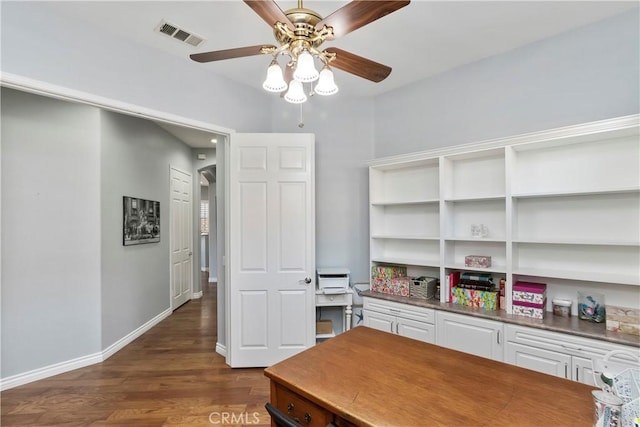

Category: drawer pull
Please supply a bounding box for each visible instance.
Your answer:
[304,413,312,424]
[287,402,294,414]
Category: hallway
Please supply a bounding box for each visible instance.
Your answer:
[1,277,271,426]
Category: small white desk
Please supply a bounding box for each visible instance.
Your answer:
[315,289,353,339]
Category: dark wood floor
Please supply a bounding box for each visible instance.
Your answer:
[1,274,271,426]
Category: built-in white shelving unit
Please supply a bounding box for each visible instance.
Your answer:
[368,115,640,314]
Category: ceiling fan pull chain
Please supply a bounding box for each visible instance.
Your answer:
[298,103,304,128]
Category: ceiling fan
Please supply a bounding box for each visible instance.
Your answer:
[190,0,410,103]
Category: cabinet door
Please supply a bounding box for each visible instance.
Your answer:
[436,312,503,361]
[505,342,571,379]
[573,355,596,386]
[363,310,394,334]
[397,317,435,344]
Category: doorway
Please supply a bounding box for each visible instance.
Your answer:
[199,166,217,283]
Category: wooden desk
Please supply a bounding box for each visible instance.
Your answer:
[264,326,595,426]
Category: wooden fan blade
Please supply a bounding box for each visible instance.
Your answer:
[315,1,410,39]
[244,0,295,31]
[190,45,276,63]
[327,48,392,83]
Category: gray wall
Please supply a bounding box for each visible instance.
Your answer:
[0,1,272,134]
[0,88,199,376]
[100,110,192,349]
[374,9,640,157]
[1,89,102,377]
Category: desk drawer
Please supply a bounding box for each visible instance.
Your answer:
[316,293,352,306]
[273,383,333,427]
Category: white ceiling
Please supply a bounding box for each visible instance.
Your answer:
[40,0,638,146]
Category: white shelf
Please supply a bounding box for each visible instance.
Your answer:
[372,234,439,241]
[513,238,640,247]
[445,263,507,274]
[443,195,506,202]
[316,331,336,339]
[372,257,440,268]
[513,267,639,286]
[371,198,440,206]
[445,237,507,243]
[512,187,640,199]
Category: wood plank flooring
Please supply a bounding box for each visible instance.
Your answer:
[1,275,271,426]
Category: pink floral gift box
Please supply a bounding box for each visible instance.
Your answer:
[371,277,411,297]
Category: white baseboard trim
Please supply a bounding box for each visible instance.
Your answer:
[0,351,102,391]
[192,291,203,299]
[209,277,218,283]
[102,308,172,360]
[0,307,172,391]
[215,342,227,357]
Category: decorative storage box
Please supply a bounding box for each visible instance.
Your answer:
[371,277,411,296]
[371,265,406,280]
[464,255,492,269]
[512,302,546,320]
[451,287,498,311]
[606,305,640,336]
[513,281,547,305]
[371,265,410,296]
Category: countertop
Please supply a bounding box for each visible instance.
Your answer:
[361,290,640,348]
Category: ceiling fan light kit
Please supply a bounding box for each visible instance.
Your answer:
[262,59,288,92]
[284,80,308,104]
[191,0,410,107]
[314,66,339,96]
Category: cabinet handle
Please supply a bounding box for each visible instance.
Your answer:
[497,330,501,344]
[304,413,312,424]
[396,321,399,334]
[390,321,395,334]
[287,402,295,414]
[564,363,568,379]
[576,366,579,382]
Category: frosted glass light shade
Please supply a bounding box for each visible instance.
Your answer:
[284,80,307,104]
[314,67,338,96]
[262,61,287,92]
[293,51,319,82]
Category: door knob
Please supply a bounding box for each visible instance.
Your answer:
[304,277,312,284]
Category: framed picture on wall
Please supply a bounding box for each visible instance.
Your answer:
[123,196,160,246]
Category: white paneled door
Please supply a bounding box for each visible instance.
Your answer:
[228,133,315,367]
[170,166,193,310]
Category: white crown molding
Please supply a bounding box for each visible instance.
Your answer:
[368,114,640,167]
[1,308,172,391]
[0,72,236,136]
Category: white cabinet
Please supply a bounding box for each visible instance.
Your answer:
[435,311,503,361]
[504,325,639,385]
[368,115,640,315]
[363,297,435,344]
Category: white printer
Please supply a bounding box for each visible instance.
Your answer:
[317,268,350,294]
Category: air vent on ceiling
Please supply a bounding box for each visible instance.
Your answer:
[155,20,205,48]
